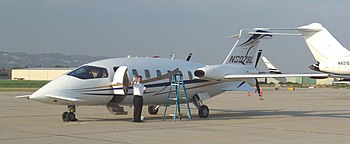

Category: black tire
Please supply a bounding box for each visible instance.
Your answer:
[62,112,69,122]
[67,112,77,121]
[198,105,209,118]
[148,106,159,115]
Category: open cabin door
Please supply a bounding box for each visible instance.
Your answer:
[111,66,129,95]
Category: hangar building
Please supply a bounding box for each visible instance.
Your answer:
[11,68,73,81]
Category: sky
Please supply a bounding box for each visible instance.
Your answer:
[1,0,350,72]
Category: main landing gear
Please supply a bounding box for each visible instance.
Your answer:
[62,105,78,122]
[192,95,209,118]
[148,105,160,115]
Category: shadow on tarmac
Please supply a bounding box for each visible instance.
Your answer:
[75,108,350,122]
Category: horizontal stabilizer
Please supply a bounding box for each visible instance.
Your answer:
[254,28,321,32]
[249,32,302,36]
[256,23,350,63]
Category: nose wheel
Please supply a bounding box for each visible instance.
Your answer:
[62,105,78,122]
[198,105,209,118]
[192,95,210,118]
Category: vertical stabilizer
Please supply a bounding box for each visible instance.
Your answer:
[297,23,350,63]
[262,56,282,74]
[262,56,287,83]
[223,30,272,66]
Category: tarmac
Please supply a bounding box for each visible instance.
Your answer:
[1,88,350,144]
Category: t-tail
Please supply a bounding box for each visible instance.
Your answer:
[223,29,272,66]
[256,23,350,63]
[297,23,350,63]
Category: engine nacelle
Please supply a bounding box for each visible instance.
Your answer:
[309,64,320,72]
[194,64,259,80]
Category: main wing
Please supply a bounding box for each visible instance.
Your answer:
[224,73,329,79]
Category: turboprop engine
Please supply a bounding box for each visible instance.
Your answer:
[194,64,259,80]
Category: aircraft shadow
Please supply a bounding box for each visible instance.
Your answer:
[199,109,350,121]
[77,108,350,122]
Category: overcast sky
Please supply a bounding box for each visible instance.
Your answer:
[1,0,350,72]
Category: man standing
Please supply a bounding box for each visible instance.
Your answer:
[131,76,146,122]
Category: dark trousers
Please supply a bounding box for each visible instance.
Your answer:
[133,95,143,122]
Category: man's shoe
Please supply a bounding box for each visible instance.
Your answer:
[139,120,144,122]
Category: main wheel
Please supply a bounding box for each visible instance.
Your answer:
[148,106,159,115]
[67,112,77,121]
[62,112,69,122]
[198,105,209,118]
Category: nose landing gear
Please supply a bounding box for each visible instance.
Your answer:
[62,105,78,122]
[192,95,209,118]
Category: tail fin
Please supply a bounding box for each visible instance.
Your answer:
[262,56,282,74]
[223,29,272,65]
[261,56,287,83]
[297,23,350,63]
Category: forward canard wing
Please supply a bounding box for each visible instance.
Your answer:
[46,94,85,102]
[15,95,31,99]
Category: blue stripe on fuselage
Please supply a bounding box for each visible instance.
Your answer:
[77,79,210,96]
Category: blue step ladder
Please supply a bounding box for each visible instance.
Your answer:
[163,73,192,121]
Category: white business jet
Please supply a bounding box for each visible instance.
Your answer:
[256,23,350,80]
[16,29,327,122]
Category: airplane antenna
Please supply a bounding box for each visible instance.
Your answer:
[186,53,192,61]
[170,54,175,60]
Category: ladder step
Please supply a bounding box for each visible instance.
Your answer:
[168,97,187,100]
[169,113,191,118]
[171,82,183,84]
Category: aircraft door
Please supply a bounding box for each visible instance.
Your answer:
[111,66,129,95]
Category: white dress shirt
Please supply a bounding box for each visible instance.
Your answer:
[133,81,146,96]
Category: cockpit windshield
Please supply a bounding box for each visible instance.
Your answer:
[67,66,108,79]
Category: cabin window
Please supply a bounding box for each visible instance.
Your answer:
[132,69,138,77]
[156,70,162,77]
[145,69,151,79]
[188,71,193,80]
[67,66,108,79]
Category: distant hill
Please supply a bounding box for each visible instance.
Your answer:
[0,51,111,68]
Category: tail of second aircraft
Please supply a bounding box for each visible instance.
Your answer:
[297,23,350,63]
[262,56,282,74]
[223,29,272,67]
